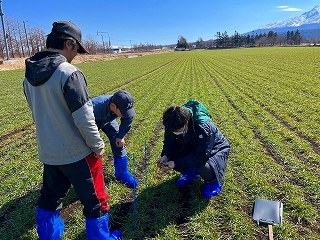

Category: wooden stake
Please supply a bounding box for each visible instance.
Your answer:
[268,225,274,240]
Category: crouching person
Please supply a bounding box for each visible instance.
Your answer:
[158,100,230,198]
[92,90,138,188]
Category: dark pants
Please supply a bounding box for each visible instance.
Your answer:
[37,153,110,218]
[171,147,230,184]
[101,119,126,157]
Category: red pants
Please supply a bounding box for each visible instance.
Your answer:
[37,153,110,218]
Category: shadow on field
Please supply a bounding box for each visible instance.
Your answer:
[0,177,208,239]
[0,186,80,240]
[107,177,210,240]
[0,189,38,240]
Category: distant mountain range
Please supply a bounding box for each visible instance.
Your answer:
[245,6,320,38]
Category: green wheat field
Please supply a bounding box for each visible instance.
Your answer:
[0,47,319,239]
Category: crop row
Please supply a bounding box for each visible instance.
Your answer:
[1,48,319,239]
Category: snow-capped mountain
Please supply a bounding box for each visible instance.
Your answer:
[261,5,320,29]
[245,6,320,38]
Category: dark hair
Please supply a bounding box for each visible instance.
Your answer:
[162,106,191,131]
[46,32,76,50]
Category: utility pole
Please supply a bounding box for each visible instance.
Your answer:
[97,31,105,53]
[23,21,31,56]
[97,31,111,50]
[0,0,10,60]
[19,29,25,57]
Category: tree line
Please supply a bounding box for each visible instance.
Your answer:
[2,17,320,59]
[214,30,303,48]
[176,29,320,50]
[0,17,164,59]
[0,18,46,59]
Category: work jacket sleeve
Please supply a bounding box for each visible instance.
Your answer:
[117,116,134,139]
[173,121,215,172]
[64,71,105,152]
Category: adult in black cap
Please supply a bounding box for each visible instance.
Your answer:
[92,90,138,188]
[23,21,121,239]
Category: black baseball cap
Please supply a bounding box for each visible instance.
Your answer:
[48,20,88,54]
[112,90,136,118]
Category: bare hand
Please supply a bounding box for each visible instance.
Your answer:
[94,149,105,158]
[157,155,168,167]
[116,138,125,147]
[163,161,175,170]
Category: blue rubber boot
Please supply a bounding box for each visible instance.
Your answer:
[86,213,122,240]
[36,207,64,240]
[203,180,222,198]
[176,168,200,187]
[114,156,138,188]
[110,230,122,239]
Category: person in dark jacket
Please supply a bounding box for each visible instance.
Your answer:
[158,100,230,198]
[92,90,138,188]
[23,21,121,239]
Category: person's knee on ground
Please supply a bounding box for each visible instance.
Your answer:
[113,155,138,188]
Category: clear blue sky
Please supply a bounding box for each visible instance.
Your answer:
[1,0,319,46]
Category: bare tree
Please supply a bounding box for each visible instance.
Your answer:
[0,17,45,58]
[5,18,19,58]
[195,37,204,49]
[83,34,99,54]
[28,27,46,54]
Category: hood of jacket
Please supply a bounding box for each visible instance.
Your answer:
[182,100,211,125]
[24,51,66,86]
